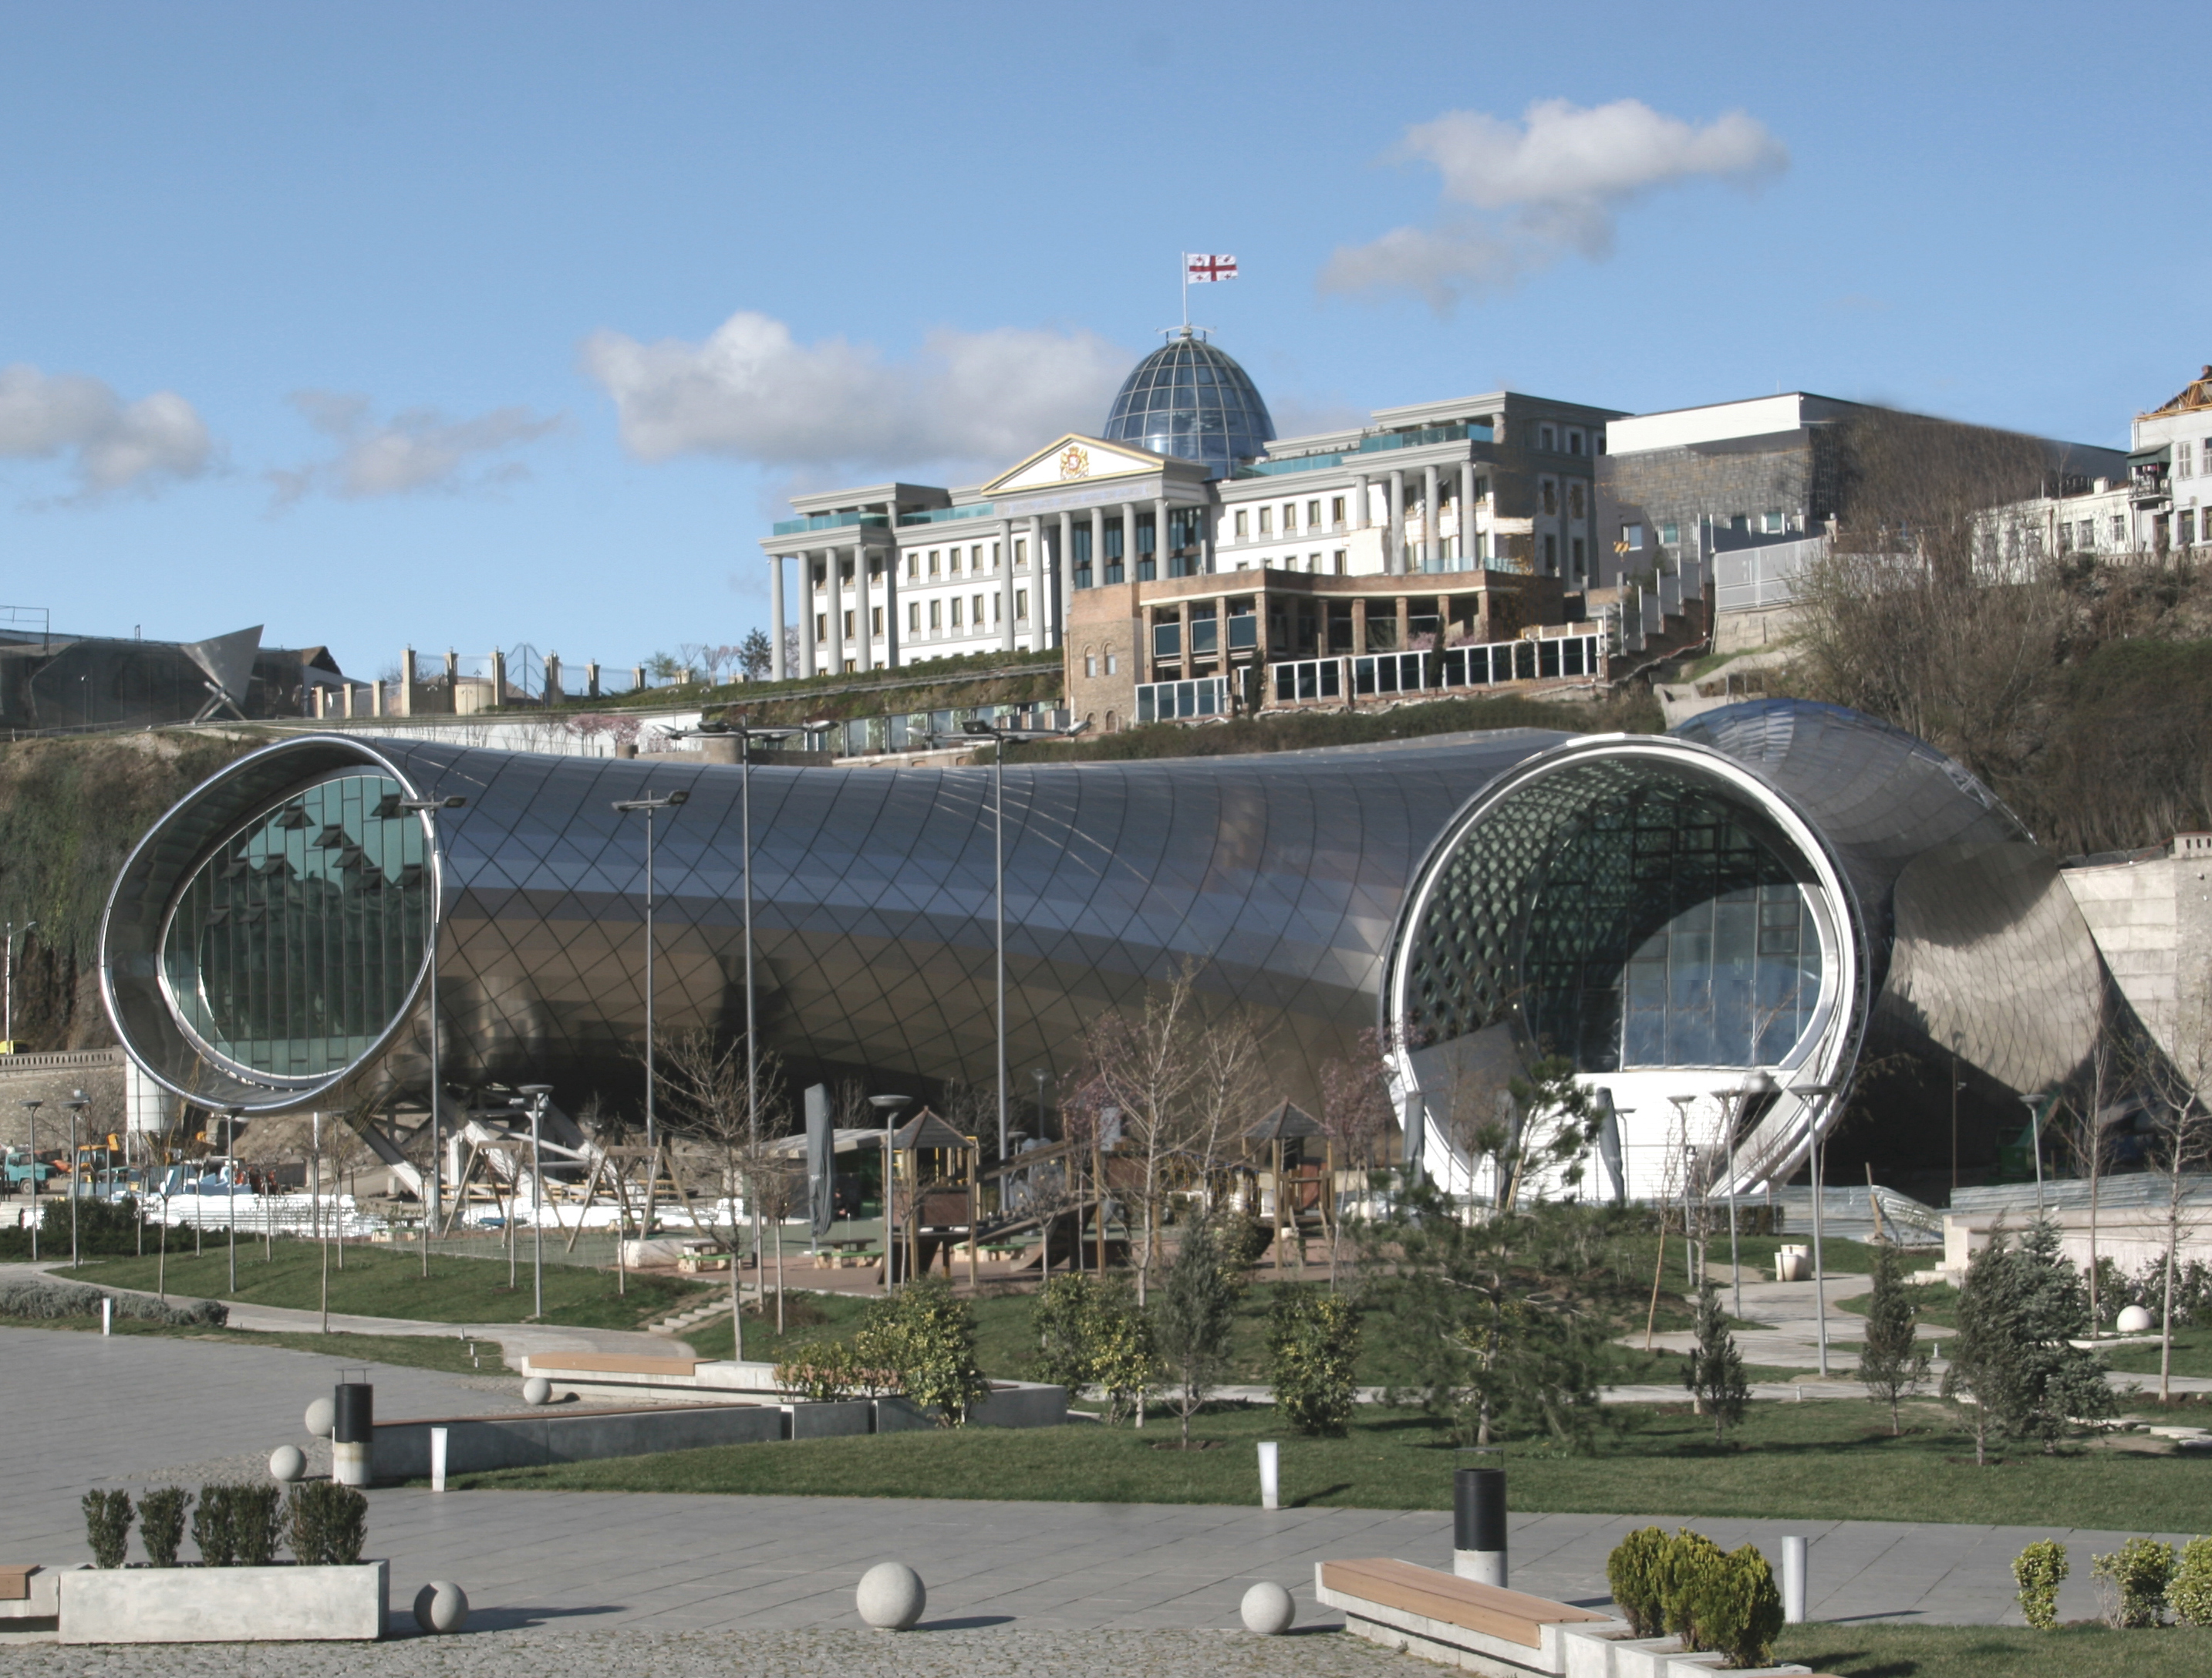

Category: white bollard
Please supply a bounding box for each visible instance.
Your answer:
[1257,1440,1280,1511]
[100,1298,112,1336]
[1781,1535,1807,1624]
[430,1426,449,1493]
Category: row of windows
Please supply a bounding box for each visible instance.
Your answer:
[2176,439,2212,478]
[814,592,1033,643]
[1078,650,1123,678]
[1535,421,1597,456]
[1233,497,1346,539]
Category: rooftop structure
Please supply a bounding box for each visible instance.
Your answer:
[1100,329,1275,480]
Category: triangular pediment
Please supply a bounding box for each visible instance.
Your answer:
[983,434,1169,495]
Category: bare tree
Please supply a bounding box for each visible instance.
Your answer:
[2139,983,2212,1404]
[656,1030,793,1341]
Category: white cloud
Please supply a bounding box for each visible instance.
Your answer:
[0,363,213,500]
[1322,99,1789,312]
[580,311,1131,478]
[269,392,562,505]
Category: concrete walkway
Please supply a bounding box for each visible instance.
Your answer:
[0,1325,2180,1633]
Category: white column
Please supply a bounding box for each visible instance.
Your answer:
[769,555,787,680]
[1388,469,1406,576]
[1087,505,1103,591]
[1152,495,1168,579]
[800,552,819,678]
[1056,511,1073,647]
[999,528,1015,651]
[854,552,875,675]
[1027,515,1044,650]
[1423,464,1440,572]
[1458,462,1475,570]
[1354,474,1371,531]
[828,549,845,673]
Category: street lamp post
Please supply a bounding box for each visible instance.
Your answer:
[223,1107,243,1295]
[20,1099,40,1261]
[64,1091,87,1271]
[869,1094,912,1295]
[2018,1092,2048,1219]
[1716,1070,1775,1327]
[945,715,1087,1166]
[1666,1096,1697,1287]
[612,788,692,1233]
[397,793,467,1277]
[5,920,35,1045]
[1788,1082,1839,1379]
[518,1085,553,1320]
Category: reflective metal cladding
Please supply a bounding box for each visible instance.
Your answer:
[102,701,2112,1199]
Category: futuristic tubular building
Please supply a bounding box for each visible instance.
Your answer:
[101,701,2109,1197]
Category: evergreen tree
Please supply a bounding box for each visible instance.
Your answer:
[1152,1217,1241,1447]
[1858,1243,1930,1434]
[1944,1221,2114,1464]
[1942,1227,2023,1466]
[1683,1281,1748,1445]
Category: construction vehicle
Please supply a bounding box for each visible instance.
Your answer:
[3,1149,56,1191]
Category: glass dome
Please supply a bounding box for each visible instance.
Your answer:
[1101,329,1275,479]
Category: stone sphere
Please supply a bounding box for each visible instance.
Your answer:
[268,1445,306,1483]
[304,1397,335,1439]
[521,1376,553,1406]
[856,1562,926,1630]
[413,1581,470,1634]
[2117,1305,2155,1333]
[1241,1580,1296,1636]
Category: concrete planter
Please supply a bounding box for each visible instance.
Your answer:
[58,1561,388,1643]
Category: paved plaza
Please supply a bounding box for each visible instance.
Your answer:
[0,1322,2188,1649]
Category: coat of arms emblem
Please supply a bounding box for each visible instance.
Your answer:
[1058,444,1091,481]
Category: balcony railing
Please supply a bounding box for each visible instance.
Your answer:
[1267,631,1606,707]
[771,512,890,536]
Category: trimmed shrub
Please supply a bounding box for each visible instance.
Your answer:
[1266,1285,1361,1437]
[138,1487,190,1568]
[1604,1525,1671,1637]
[288,1482,367,1567]
[0,1195,147,1260]
[2091,1536,2174,1629]
[1681,1543,1784,1669]
[2169,1535,2212,1627]
[1655,1528,1728,1650]
[1028,1275,1155,1423]
[231,1483,285,1566]
[191,1484,237,1567]
[0,1274,225,1328]
[2012,1538,2068,1630]
[81,1489,132,1569]
[773,1339,861,1404]
[1212,1215,1272,1272]
[855,1281,990,1426]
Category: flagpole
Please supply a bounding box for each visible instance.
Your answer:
[1180,252,1188,331]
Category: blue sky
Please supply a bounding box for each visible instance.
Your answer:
[2,1,2201,680]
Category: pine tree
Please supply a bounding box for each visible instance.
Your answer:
[1944,1221,2114,1464]
[1943,1227,2023,1466]
[1684,1282,1749,1446]
[1858,1244,1930,1434]
[1153,1217,1240,1447]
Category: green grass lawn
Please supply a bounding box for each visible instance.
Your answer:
[1,1313,504,1374]
[62,1241,706,1331]
[1775,1622,2212,1676]
[442,1393,2212,1530]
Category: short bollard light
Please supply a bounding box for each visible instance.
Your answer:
[1782,1535,1808,1624]
[100,1297,111,1335]
[332,1379,373,1488]
[430,1426,450,1492]
[413,1580,470,1634]
[1453,1454,1507,1587]
[1241,1581,1295,1636]
[856,1562,926,1630]
[1257,1440,1280,1511]
[269,1444,306,1483]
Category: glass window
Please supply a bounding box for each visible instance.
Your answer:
[1621,524,1643,549]
[1282,503,1296,531]
[872,607,883,636]
[1762,509,1785,533]
[1084,654,1098,678]
[905,553,918,579]
[1014,539,1027,570]
[1330,496,1345,525]
[1235,509,1249,538]
[1258,507,1273,535]
[908,602,920,633]
[1540,479,1557,516]
[1568,482,1585,519]
[814,613,827,643]
[951,598,963,628]
[929,550,941,576]
[949,548,962,574]
[929,600,941,630]
[1540,424,1556,451]
[1016,589,1029,623]
[1568,429,1583,455]
[1659,522,1679,546]
[160,773,429,1080]
[1307,500,1321,528]
[1105,651,1118,674]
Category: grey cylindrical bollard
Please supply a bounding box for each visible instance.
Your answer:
[1781,1535,1807,1623]
[1256,1441,1280,1511]
[1452,1466,1507,1587]
[332,1382,373,1488]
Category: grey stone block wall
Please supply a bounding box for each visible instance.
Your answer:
[1603,428,1847,552]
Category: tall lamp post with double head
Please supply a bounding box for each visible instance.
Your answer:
[222,1106,243,1295]
[1788,1081,1840,1378]
[397,793,467,1275]
[612,788,691,1231]
[63,1090,88,1271]
[2018,1090,2049,1218]
[869,1093,912,1295]
[19,1099,40,1261]
[517,1085,554,1320]
[5,920,35,1045]
[944,715,1087,1166]
[1713,1070,1775,1326]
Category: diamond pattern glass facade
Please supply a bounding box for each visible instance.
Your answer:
[1102,332,1275,478]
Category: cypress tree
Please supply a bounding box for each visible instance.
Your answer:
[1858,1243,1930,1434]
[1684,1281,1748,1446]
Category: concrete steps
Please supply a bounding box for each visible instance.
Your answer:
[647,1288,757,1337]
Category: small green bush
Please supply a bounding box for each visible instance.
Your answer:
[2091,1536,2174,1629]
[80,1489,132,1569]
[2013,1538,2068,1629]
[1604,1525,1671,1637]
[1266,1285,1361,1437]
[231,1484,285,1566]
[772,1339,861,1403]
[288,1482,367,1567]
[2169,1535,2212,1627]
[1212,1215,1272,1272]
[855,1281,990,1426]
[0,1275,225,1327]
[137,1487,190,1568]
[1656,1528,1728,1650]
[191,1484,237,1566]
[1682,1542,1784,1669]
[1027,1275,1156,1422]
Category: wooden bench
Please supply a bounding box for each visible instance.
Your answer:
[0,1564,58,1626]
[1317,1558,1622,1675]
[0,1565,37,1602]
[522,1352,700,1379]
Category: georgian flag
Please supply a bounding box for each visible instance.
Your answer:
[1185,253,1239,282]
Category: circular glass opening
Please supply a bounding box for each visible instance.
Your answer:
[160,772,430,1080]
